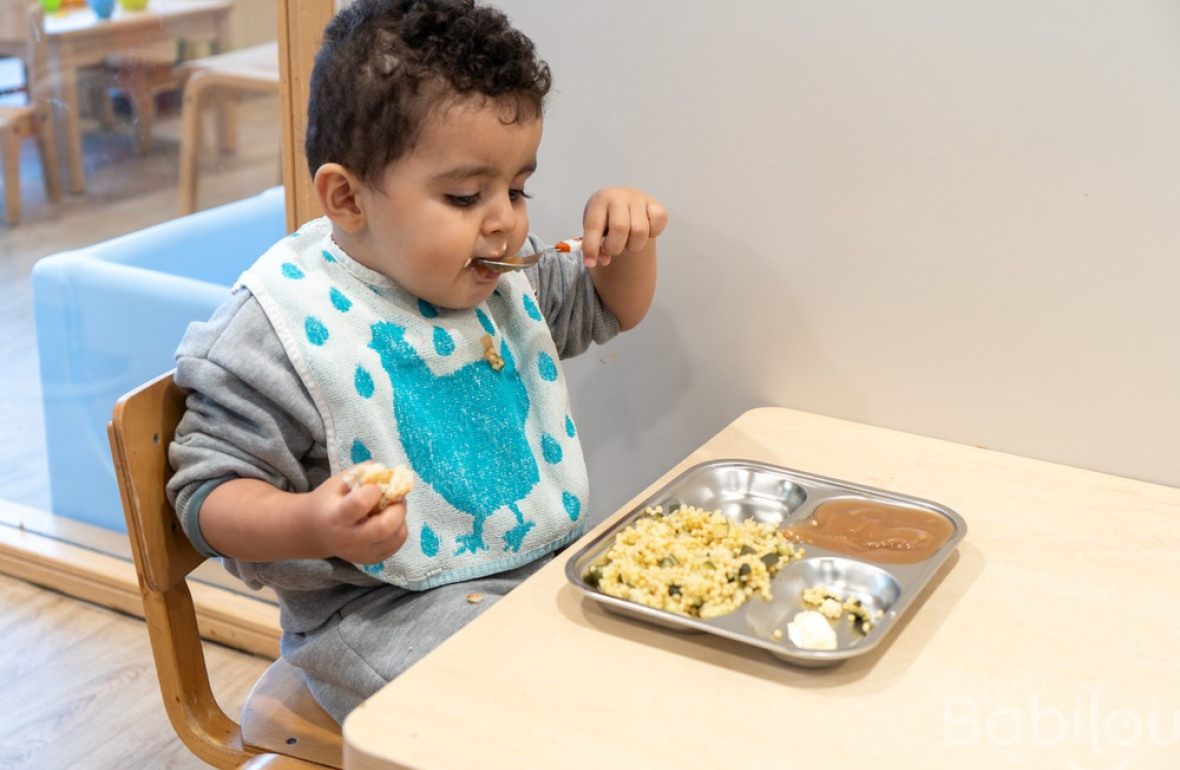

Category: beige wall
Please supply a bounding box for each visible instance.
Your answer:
[495,0,1180,518]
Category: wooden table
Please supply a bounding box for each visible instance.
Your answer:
[39,0,233,193]
[343,407,1180,769]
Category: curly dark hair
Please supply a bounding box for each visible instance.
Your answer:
[305,0,552,185]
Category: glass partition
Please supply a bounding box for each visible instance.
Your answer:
[0,0,282,601]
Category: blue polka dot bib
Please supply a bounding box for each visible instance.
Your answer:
[238,218,587,590]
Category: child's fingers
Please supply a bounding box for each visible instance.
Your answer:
[343,483,384,521]
[584,189,666,267]
[356,505,408,560]
[647,201,669,238]
[624,200,652,254]
[599,198,631,263]
[582,202,608,268]
[359,501,407,538]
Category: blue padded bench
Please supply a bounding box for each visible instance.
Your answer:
[32,186,287,533]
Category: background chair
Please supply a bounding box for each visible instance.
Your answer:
[12,0,195,174]
[176,41,280,214]
[0,3,61,224]
[108,370,343,769]
[101,38,183,154]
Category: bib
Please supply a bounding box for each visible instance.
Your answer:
[238,218,587,589]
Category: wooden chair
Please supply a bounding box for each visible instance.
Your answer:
[108,371,344,770]
[176,41,280,214]
[0,3,61,224]
[103,39,183,154]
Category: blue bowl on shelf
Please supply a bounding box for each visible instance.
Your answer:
[88,0,116,19]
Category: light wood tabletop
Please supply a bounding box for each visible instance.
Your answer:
[343,407,1180,769]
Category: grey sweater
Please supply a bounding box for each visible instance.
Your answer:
[167,237,618,633]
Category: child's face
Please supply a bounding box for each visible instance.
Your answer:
[353,98,542,310]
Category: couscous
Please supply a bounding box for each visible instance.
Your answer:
[800,583,883,634]
[585,504,803,619]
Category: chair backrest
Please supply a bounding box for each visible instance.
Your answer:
[24,4,49,102]
[109,371,344,769]
[0,4,52,104]
[110,370,204,590]
[108,371,252,768]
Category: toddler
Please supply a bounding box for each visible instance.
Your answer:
[167,0,667,722]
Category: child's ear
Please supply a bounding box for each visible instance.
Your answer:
[314,163,367,233]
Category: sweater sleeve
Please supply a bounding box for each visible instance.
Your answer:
[167,288,331,557]
[523,234,620,359]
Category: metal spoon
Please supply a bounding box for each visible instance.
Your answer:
[471,238,583,273]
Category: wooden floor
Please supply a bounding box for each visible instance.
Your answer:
[0,92,282,768]
[0,572,269,769]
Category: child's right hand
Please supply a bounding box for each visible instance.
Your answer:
[303,471,409,564]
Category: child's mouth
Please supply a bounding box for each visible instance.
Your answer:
[469,260,499,281]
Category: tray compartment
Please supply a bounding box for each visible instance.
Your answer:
[748,557,902,648]
[650,463,808,528]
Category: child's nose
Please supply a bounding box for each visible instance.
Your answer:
[481,190,519,238]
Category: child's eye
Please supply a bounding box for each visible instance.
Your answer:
[509,188,533,202]
[446,194,480,207]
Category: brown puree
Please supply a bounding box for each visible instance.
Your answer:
[783,498,954,563]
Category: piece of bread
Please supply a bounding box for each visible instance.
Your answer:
[343,462,414,508]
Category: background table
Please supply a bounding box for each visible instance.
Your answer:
[343,407,1180,769]
[41,0,232,193]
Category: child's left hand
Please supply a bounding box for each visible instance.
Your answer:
[580,187,668,269]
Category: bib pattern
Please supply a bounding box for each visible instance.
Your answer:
[239,218,587,589]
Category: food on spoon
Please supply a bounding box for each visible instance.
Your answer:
[343,461,414,509]
[482,254,524,273]
[587,504,802,619]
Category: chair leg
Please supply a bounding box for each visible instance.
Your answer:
[215,93,239,155]
[97,81,119,129]
[59,66,86,195]
[136,95,157,155]
[2,121,21,225]
[177,70,210,216]
[124,65,156,155]
[35,107,63,203]
[83,68,119,130]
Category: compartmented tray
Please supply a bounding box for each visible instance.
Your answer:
[564,459,967,667]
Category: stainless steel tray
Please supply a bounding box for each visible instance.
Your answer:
[564,459,967,667]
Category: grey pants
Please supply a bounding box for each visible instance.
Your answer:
[282,555,552,723]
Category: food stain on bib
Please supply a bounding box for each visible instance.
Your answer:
[783,498,954,564]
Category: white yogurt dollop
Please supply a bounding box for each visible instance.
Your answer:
[787,610,837,650]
